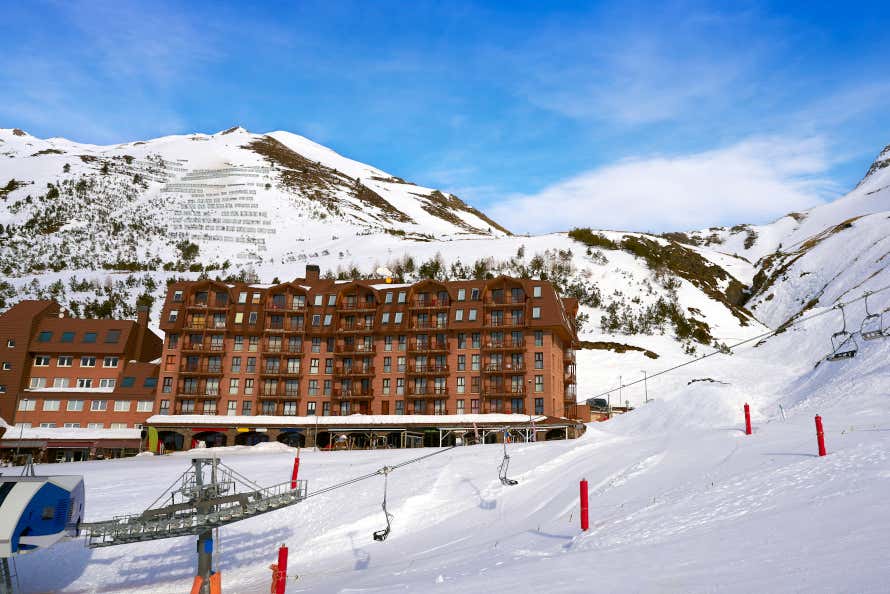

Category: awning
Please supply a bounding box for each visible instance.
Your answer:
[0,440,47,448]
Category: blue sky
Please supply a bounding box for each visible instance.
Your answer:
[2,1,889,233]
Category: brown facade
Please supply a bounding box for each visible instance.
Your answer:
[156,268,579,420]
[0,301,162,429]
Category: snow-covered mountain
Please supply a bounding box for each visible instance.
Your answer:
[2,127,889,404]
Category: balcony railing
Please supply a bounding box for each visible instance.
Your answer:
[407,364,449,376]
[410,298,450,310]
[410,320,448,331]
[267,300,307,312]
[179,361,224,375]
[333,364,375,377]
[334,342,376,355]
[406,407,450,415]
[564,350,576,363]
[564,371,576,384]
[484,363,526,373]
[332,388,374,399]
[337,301,377,312]
[262,341,303,354]
[409,386,449,397]
[483,295,526,307]
[485,317,526,328]
[482,386,525,398]
[481,405,526,414]
[408,340,449,353]
[481,338,525,351]
[339,320,373,333]
[177,387,220,398]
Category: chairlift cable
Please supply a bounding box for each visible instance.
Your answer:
[587,281,890,400]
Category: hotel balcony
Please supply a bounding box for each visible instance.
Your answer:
[408,386,449,398]
[484,363,526,374]
[406,363,449,376]
[337,301,377,313]
[481,386,526,398]
[262,340,304,354]
[179,360,224,376]
[407,340,449,354]
[485,317,526,328]
[410,319,448,331]
[332,387,374,400]
[481,338,525,352]
[409,298,450,310]
[334,342,376,356]
[333,364,375,378]
[339,320,373,333]
[483,295,527,307]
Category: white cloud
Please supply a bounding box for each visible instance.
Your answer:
[488,137,838,234]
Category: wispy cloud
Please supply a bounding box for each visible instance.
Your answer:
[488,137,839,234]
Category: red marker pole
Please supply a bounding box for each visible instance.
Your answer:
[275,545,288,594]
[815,415,827,457]
[290,448,301,489]
[744,403,752,436]
[580,478,589,531]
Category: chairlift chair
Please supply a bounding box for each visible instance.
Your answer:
[826,304,858,361]
[498,436,518,486]
[860,292,887,341]
[373,467,394,542]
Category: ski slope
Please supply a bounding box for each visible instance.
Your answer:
[9,308,890,593]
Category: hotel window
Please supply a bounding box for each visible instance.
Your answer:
[468,309,477,321]
[83,332,97,343]
[293,295,306,308]
[307,401,316,415]
[381,312,390,324]
[114,400,130,412]
[252,292,261,304]
[312,337,321,353]
[470,288,480,300]
[395,400,405,415]
[457,288,466,301]
[29,377,47,388]
[382,378,391,395]
[311,314,321,327]
[180,400,195,413]
[91,400,108,411]
[40,423,57,428]
[533,286,542,298]
[162,377,173,393]
[238,292,247,304]
[471,333,481,348]
[103,356,119,368]
[456,377,466,394]
[229,378,240,395]
[241,400,252,415]
[532,307,541,319]
[310,359,319,374]
[398,335,407,351]
[159,399,170,414]
[58,356,72,367]
[105,329,121,343]
[313,295,323,306]
[231,357,241,373]
[231,335,243,351]
[137,400,154,412]
[234,312,244,324]
[535,331,544,347]
[471,354,480,371]
[99,379,117,388]
[385,291,393,303]
[471,399,480,414]
[457,355,466,371]
[61,331,75,343]
[535,375,544,392]
[323,314,333,326]
[397,356,406,373]
[248,311,258,325]
[111,423,128,429]
[81,356,96,367]
[63,423,81,428]
[168,310,179,323]
[6,339,14,348]
[535,398,544,415]
[456,399,465,414]
[308,380,319,396]
[173,290,184,302]
[471,376,481,393]
[535,352,544,369]
[283,401,297,415]
[34,356,50,367]
[383,357,392,373]
[324,359,333,374]
[323,380,332,396]
[225,400,237,416]
[167,334,179,348]
[397,291,406,304]
[18,399,36,411]
[246,357,256,373]
[327,294,336,306]
[37,331,53,342]
[457,333,466,349]
[0,385,5,394]
[122,376,136,388]
[396,378,405,395]
[249,337,259,352]
[455,309,464,321]
[394,312,403,324]
[43,399,61,411]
